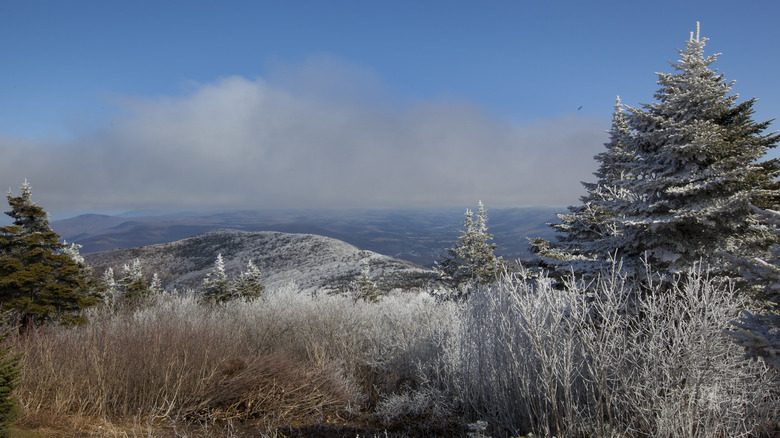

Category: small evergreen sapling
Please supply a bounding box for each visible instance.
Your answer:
[100,261,163,309]
[200,255,266,304]
[201,253,232,304]
[149,273,164,295]
[99,268,118,307]
[437,201,504,299]
[234,260,264,301]
[352,261,380,302]
[117,259,152,308]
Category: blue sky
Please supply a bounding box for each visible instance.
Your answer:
[2,1,779,212]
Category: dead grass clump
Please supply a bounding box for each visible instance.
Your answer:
[183,352,361,426]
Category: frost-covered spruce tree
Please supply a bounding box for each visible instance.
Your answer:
[233,260,264,301]
[148,273,164,295]
[200,253,233,304]
[0,181,99,328]
[116,259,151,308]
[99,268,119,306]
[62,241,91,275]
[533,97,636,279]
[352,261,380,302]
[729,206,780,369]
[437,201,504,299]
[616,24,778,282]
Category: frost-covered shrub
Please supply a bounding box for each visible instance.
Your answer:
[450,269,592,437]
[613,268,778,438]
[374,386,455,431]
[405,265,780,438]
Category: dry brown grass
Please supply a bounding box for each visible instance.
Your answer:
[9,291,369,435]
[7,287,452,436]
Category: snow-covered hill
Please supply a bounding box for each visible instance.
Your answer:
[54,207,561,266]
[84,229,438,294]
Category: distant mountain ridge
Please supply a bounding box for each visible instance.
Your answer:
[55,207,560,267]
[84,229,438,294]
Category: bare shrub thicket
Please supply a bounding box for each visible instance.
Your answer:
[11,285,456,433]
[378,265,780,438]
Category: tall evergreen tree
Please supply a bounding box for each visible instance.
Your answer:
[535,24,779,288]
[616,23,779,281]
[729,205,780,370]
[437,201,504,299]
[533,97,636,279]
[0,181,99,328]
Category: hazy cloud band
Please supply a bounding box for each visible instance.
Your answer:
[1,57,608,211]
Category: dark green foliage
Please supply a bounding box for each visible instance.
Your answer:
[0,329,19,438]
[0,182,99,328]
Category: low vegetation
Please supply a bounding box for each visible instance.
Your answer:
[6,286,451,436]
[4,268,778,437]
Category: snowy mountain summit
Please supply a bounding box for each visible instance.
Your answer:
[84,229,438,294]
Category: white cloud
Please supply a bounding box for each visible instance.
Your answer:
[0,56,608,211]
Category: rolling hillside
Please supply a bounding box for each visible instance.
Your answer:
[56,207,560,266]
[84,229,439,294]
